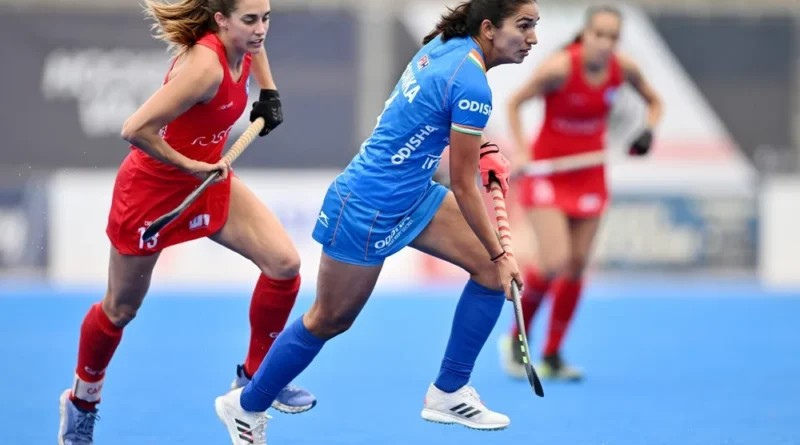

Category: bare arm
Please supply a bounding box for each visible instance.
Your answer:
[120,46,223,172]
[618,53,663,128]
[251,46,277,90]
[248,45,284,136]
[506,51,570,165]
[448,130,505,259]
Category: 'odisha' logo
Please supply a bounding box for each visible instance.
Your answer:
[374,216,413,250]
[390,125,438,165]
[457,99,491,115]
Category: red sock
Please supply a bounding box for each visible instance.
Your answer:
[243,274,301,377]
[511,267,551,339]
[543,277,583,357]
[71,303,123,411]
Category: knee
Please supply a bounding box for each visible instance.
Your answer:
[542,255,587,280]
[471,260,503,291]
[101,295,141,328]
[538,253,570,280]
[257,252,301,280]
[563,255,588,279]
[304,305,356,340]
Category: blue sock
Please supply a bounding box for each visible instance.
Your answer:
[240,316,325,411]
[434,279,505,393]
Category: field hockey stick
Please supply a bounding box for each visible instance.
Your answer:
[521,150,605,176]
[141,117,265,242]
[488,176,545,397]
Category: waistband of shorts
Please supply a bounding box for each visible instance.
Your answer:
[335,173,433,218]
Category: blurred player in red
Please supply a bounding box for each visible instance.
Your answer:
[500,4,662,381]
[57,0,315,443]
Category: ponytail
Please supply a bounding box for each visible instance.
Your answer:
[422,2,471,45]
[144,0,237,54]
[422,0,535,46]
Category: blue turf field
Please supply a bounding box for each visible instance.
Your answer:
[1,278,799,445]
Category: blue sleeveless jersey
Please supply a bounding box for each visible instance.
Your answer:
[340,36,492,212]
[312,36,494,266]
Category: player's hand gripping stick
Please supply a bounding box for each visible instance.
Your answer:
[141,117,266,242]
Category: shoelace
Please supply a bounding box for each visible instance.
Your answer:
[245,415,270,444]
[75,411,100,438]
[462,386,485,408]
[282,384,301,394]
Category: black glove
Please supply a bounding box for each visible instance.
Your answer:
[629,128,653,156]
[249,89,283,136]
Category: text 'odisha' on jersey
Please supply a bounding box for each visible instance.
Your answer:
[340,36,493,213]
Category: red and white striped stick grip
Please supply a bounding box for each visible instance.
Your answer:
[489,181,515,258]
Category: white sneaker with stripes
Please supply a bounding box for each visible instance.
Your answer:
[420,383,510,431]
[215,387,270,445]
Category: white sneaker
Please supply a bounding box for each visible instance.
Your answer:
[420,383,510,431]
[498,334,527,380]
[230,364,317,414]
[215,387,270,445]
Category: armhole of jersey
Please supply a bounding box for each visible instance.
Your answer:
[163,34,225,85]
[194,35,230,86]
[196,34,228,69]
[194,32,219,52]
[163,56,179,85]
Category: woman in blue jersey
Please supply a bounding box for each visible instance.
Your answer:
[215,0,539,441]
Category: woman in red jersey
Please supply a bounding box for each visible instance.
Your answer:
[500,5,662,381]
[58,0,315,442]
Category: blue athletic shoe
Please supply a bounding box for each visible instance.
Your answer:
[230,364,317,414]
[58,389,99,445]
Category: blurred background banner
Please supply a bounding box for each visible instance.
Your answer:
[0,6,361,170]
[0,176,48,274]
[0,0,797,289]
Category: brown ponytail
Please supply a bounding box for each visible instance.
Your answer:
[143,0,238,54]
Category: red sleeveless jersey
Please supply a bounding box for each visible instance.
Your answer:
[531,43,623,160]
[130,33,252,178]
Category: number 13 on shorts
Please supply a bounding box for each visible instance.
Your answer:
[137,226,159,250]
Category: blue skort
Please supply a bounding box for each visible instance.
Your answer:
[312,175,448,266]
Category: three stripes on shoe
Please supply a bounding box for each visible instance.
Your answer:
[450,402,482,418]
[234,402,483,442]
[235,418,255,444]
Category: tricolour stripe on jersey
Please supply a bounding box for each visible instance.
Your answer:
[467,50,486,71]
[451,122,483,136]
